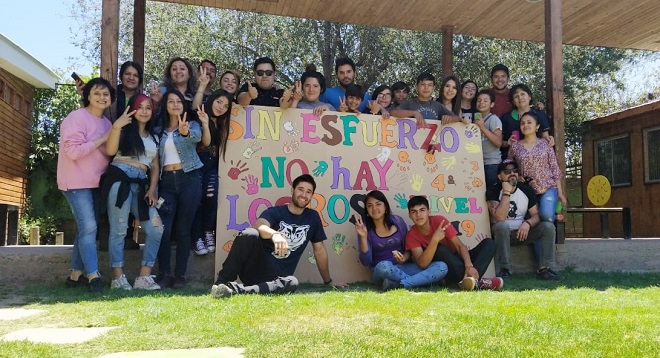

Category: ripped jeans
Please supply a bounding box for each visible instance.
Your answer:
[107,163,163,268]
[537,187,558,222]
[192,151,218,240]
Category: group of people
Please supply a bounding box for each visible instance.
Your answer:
[57,54,565,295]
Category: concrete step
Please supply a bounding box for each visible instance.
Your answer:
[1,238,659,288]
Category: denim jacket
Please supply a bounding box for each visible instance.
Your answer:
[158,120,203,175]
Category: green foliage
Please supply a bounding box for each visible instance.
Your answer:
[67,0,646,166]
[18,208,60,245]
[28,82,81,223]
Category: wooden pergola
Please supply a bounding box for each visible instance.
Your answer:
[99,0,660,178]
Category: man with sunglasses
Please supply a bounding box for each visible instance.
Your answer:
[487,161,561,281]
[238,57,290,108]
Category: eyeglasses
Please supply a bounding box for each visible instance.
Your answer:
[256,70,274,77]
[377,93,392,98]
[502,168,518,174]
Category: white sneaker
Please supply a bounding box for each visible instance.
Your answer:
[458,277,476,291]
[193,238,208,255]
[211,283,234,299]
[205,232,216,253]
[133,275,161,290]
[110,274,133,290]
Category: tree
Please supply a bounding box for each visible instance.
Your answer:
[68,0,645,166]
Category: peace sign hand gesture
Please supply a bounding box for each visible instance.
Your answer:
[432,219,451,242]
[293,81,303,101]
[196,104,208,127]
[178,112,189,136]
[353,215,367,239]
[339,96,349,112]
[282,84,295,102]
[113,105,136,130]
[198,66,210,88]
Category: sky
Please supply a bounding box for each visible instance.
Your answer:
[0,0,95,80]
[1,0,659,102]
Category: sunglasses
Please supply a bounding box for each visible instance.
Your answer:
[502,168,518,174]
[256,70,274,77]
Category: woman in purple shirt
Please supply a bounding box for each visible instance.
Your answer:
[353,190,447,291]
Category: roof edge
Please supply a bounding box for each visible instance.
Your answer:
[0,33,59,89]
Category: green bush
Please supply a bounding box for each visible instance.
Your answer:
[18,207,62,245]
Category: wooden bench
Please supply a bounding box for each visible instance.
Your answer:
[564,207,631,240]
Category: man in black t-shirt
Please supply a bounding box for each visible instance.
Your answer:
[212,174,347,298]
[487,161,561,281]
[237,56,292,108]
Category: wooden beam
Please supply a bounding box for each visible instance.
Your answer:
[442,26,454,77]
[101,0,120,88]
[133,0,146,67]
[544,0,566,192]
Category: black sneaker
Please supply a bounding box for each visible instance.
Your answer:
[172,275,187,289]
[65,276,89,288]
[497,268,512,279]
[155,273,174,289]
[382,278,403,291]
[536,267,563,281]
[88,277,103,294]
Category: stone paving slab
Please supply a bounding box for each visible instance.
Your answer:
[0,308,44,321]
[2,327,117,344]
[100,347,245,357]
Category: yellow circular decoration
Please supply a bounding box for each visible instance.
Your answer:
[587,175,611,206]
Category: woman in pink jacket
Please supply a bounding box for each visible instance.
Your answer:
[57,78,115,294]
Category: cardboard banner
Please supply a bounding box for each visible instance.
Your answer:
[215,105,492,283]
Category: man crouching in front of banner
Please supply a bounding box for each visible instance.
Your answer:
[211,174,348,298]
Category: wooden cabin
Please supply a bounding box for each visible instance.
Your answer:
[0,33,58,245]
[581,101,660,238]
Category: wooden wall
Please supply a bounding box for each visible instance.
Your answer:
[582,102,660,238]
[0,67,33,211]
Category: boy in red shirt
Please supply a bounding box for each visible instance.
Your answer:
[405,196,502,290]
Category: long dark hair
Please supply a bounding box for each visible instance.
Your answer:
[440,75,462,115]
[205,89,233,161]
[118,94,155,158]
[363,190,395,231]
[159,90,197,131]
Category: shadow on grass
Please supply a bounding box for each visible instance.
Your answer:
[1,270,658,307]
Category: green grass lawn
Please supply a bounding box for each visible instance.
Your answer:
[1,271,659,358]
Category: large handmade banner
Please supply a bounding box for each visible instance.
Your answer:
[215,106,492,283]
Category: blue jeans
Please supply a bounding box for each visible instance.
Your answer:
[372,261,448,288]
[157,169,202,277]
[107,163,163,268]
[538,187,558,222]
[192,151,218,240]
[62,189,99,276]
[484,164,499,191]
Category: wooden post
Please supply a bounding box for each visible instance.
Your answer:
[441,26,454,77]
[544,0,566,189]
[56,232,64,245]
[29,227,39,245]
[101,0,120,88]
[133,0,146,67]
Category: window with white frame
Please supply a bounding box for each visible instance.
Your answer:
[595,135,631,186]
[644,127,660,183]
